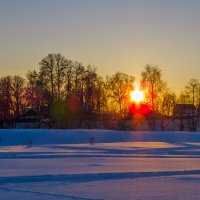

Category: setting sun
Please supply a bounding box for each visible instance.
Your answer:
[130,89,144,103]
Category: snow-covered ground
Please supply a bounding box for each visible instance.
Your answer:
[1,129,200,199]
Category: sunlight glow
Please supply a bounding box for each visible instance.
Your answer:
[130,89,144,103]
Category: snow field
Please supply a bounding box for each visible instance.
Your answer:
[0,129,200,199]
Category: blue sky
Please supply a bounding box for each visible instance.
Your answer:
[1,0,200,93]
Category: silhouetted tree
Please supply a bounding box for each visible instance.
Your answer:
[25,70,40,110]
[161,92,176,116]
[84,65,99,112]
[73,62,85,107]
[0,76,13,119]
[12,75,25,118]
[39,54,56,103]
[93,76,107,112]
[54,53,68,100]
[178,92,190,104]
[141,65,166,130]
[185,78,199,106]
[64,60,74,99]
[39,53,71,119]
[141,65,165,112]
[106,72,134,116]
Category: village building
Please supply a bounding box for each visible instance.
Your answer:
[173,104,197,131]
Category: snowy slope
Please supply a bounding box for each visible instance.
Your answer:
[0,129,200,145]
[1,129,200,199]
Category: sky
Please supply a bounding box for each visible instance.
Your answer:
[0,0,200,93]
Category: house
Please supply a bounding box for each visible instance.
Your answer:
[173,104,197,118]
[173,104,197,131]
[15,108,41,128]
[15,108,52,128]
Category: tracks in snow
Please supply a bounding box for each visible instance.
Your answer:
[1,170,200,184]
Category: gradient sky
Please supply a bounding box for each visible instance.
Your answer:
[1,0,200,93]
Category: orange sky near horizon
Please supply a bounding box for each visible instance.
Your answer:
[1,0,200,94]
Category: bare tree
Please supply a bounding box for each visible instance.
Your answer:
[73,62,85,106]
[196,83,200,107]
[185,78,199,106]
[178,92,190,104]
[106,72,134,116]
[25,70,48,111]
[26,70,38,108]
[65,60,74,99]
[84,65,97,112]
[141,64,165,112]
[93,76,107,112]
[39,54,56,103]
[54,53,68,100]
[39,53,69,120]
[161,92,176,116]
[0,76,13,119]
[12,75,25,118]
[141,65,166,130]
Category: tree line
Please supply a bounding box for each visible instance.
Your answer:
[0,53,200,124]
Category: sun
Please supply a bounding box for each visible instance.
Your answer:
[130,89,144,103]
